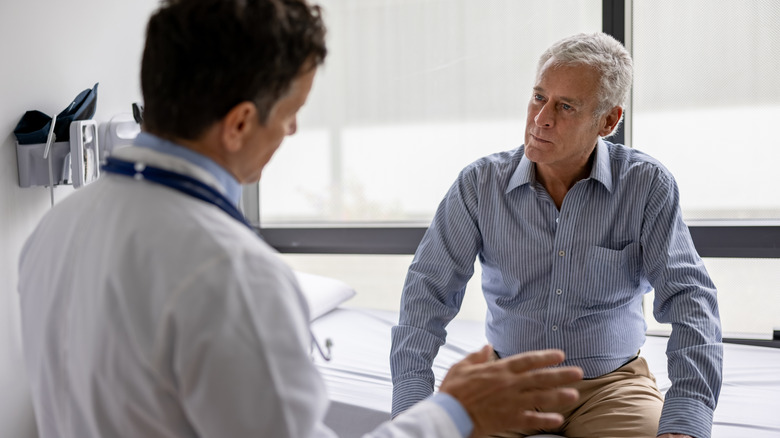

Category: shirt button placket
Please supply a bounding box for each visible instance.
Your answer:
[551,235,567,343]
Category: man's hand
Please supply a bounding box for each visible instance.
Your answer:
[658,435,693,438]
[438,345,583,437]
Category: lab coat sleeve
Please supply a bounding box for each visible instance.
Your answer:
[359,398,463,438]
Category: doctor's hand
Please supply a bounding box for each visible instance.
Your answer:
[438,345,582,438]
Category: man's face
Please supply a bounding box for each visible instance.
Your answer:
[241,67,317,183]
[523,60,611,174]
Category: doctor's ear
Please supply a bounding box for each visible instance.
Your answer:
[221,101,258,153]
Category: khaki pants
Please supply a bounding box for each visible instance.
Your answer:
[489,355,664,438]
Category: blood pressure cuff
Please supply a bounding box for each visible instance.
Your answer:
[13,82,99,144]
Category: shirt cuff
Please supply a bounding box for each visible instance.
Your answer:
[429,392,473,437]
[658,397,715,438]
[392,377,435,418]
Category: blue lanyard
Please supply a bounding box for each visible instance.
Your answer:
[101,157,256,233]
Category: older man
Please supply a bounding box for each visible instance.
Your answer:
[391,32,722,438]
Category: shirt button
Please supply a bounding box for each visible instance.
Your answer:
[556,289,562,295]
[558,250,565,257]
[552,325,558,331]
[556,217,559,224]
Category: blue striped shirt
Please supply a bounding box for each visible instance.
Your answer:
[390,139,723,438]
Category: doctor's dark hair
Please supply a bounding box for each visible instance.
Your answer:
[140,0,327,140]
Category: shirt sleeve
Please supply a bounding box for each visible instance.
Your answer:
[640,170,723,438]
[390,169,483,417]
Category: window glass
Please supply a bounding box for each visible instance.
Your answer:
[260,0,602,224]
[644,258,780,339]
[631,0,780,220]
[633,0,780,337]
[263,1,780,339]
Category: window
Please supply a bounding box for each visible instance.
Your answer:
[632,0,780,338]
[631,0,780,221]
[249,0,780,340]
[259,0,602,224]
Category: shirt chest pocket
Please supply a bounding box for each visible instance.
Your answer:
[583,242,641,307]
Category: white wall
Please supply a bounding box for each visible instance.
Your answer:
[0,1,159,436]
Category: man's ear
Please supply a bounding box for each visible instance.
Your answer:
[599,106,623,137]
[221,101,258,153]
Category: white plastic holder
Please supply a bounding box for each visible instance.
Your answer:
[16,119,100,189]
[100,113,140,160]
[69,120,100,188]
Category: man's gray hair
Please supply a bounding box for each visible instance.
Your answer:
[537,32,633,120]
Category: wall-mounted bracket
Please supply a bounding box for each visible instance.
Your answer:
[16,119,100,189]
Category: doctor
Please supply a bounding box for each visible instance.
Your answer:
[18,0,583,437]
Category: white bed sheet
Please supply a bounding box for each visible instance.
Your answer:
[311,307,780,438]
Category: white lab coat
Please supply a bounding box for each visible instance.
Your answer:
[18,146,461,438]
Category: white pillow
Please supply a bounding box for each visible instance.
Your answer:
[294,271,357,321]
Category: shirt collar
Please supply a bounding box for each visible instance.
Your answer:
[506,138,613,194]
[591,138,613,192]
[133,132,243,205]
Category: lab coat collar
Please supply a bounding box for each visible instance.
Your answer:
[109,146,232,201]
[132,132,242,205]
